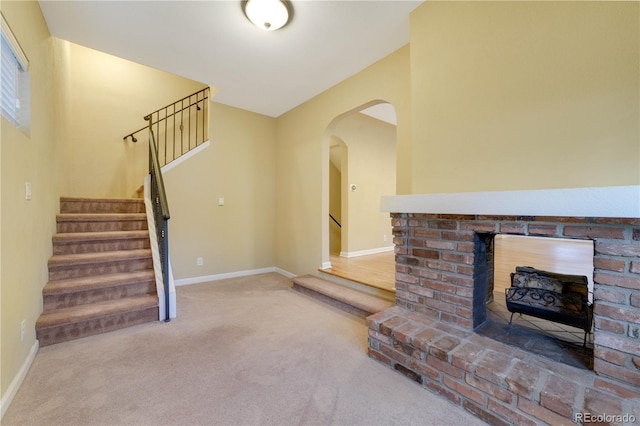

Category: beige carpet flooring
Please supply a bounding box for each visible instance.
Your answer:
[3,273,486,426]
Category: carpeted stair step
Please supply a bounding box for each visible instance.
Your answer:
[60,197,145,214]
[43,270,156,310]
[56,213,148,233]
[36,196,160,346]
[292,274,394,317]
[48,249,153,280]
[36,295,159,346]
[52,230,150,255]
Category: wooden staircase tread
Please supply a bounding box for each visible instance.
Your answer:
[57,213,147,221]
[36,294,158,329]
[292,274,394,314]
[43,271,155,295]
[53,230,149,242]
[48,249,152,267]
[61,196,144,203]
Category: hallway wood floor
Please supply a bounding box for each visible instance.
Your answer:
[322,251,396,293]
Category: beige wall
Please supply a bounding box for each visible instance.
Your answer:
[0,1,59,398]
[164,102,277,279]
[330,112,395,254]
[275,46,411,275]
[56,41,206,198]
[410,1,639,194]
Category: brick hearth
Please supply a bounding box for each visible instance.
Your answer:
[367,213,640,425]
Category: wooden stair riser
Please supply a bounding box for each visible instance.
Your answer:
[44,280,156,311]
[53,235,150,255]
[60,198,145,214]
[49,257,153,281]
[57,217,148,233]
[36,306,159,347]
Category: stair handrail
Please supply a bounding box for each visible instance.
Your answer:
[148,125,170,220]
[148,122,171,322]
[330,213,341,228]
[124,87,209,167]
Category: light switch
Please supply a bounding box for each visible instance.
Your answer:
[218,197,225,206]
[25,182,32,200]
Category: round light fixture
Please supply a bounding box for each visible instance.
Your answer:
[243,0,292,31]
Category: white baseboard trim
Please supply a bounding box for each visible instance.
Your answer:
[274,267,296,279]
[320,261,332,270]
[339,246,395,258]
[174,267,285,286]
[1,340,39,420]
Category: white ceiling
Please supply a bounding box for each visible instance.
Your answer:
[38,0,423,118]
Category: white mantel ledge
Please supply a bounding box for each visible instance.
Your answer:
[380,186,640,219]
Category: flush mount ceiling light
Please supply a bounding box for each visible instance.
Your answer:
[243,0,292,31]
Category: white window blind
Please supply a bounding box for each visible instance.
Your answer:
[1,12,30,131]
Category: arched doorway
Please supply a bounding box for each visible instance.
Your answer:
[322,101,397,270]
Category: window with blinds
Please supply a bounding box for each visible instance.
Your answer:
[1,13,30,134]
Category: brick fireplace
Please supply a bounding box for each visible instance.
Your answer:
[368,188,640,425]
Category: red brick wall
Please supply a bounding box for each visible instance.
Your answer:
[368,213,640,423]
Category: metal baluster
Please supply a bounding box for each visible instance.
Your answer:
[195,97,199,148]
[189,94,192,151]
[171,104,175,162]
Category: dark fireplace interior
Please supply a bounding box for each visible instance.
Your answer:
[473,233,595,370]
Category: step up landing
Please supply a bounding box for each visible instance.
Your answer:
[292,275,394,317]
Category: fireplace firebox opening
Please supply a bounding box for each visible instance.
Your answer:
[474,233,595,369]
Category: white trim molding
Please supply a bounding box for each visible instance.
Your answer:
[320,261,332,270]
[339,246,395,258]
[161,140,210,174]
[381,186,640,218]
[174,267,282,286]
[1,340,38,419]
[275,267,296,279]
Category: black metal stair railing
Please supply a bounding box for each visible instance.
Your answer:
[330,213,341,228]
[124,87,210,166]
[123,87,210,322]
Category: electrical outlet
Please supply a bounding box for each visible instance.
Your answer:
[21,320,26,341]
[383,234,387,242]
[197,257,203,266]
